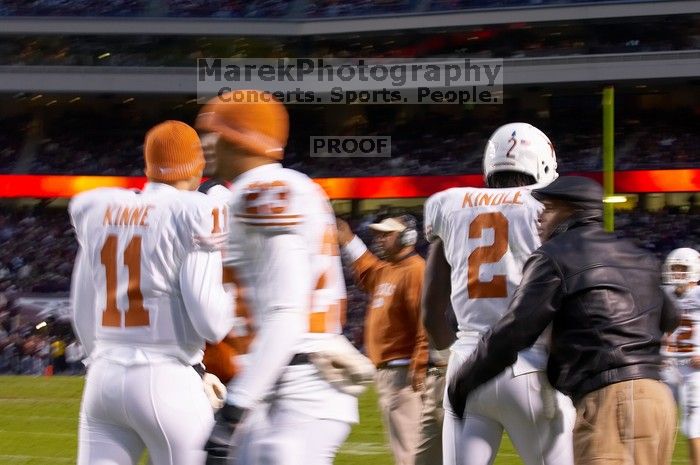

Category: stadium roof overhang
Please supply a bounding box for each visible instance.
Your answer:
[1,52,698,93]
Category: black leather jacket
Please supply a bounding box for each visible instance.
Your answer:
[451,213,679,404]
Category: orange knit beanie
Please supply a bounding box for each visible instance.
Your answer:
[144,120,205,182]
[195,90,288,160]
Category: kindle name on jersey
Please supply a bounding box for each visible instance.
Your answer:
[462,191,523,208]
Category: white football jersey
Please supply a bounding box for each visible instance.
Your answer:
[226,163,346,351]
[69,183,233,365]
[424,187,543,335]
[225,163,356,423]
[661,285,700,358]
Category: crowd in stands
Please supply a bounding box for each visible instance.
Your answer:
[616,208,700,258]
[32,133,144,175]
[0,132,19,172]
[0,0,146,16]
[1,16,697,66]
[618,127,695,169]
[0,206,78,373]
[427,0,660,10]
[0,207,76,295]
[0,109,695,176]
[161,0,291,17]
[0,0,674,18]
[0,0,289,17]
[304,0,415,17]
[0,303,85,375]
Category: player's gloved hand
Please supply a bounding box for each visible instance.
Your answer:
[310,335,376,397]
[203,373,227,411]
[447,364,471,421]
[204,403,246,465]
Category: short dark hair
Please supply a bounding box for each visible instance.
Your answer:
[486,171,536,189]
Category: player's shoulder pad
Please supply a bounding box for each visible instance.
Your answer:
[428,187,467,206]
[424,188,463,241]
[232,167,312,233]
[175,190,228,252]
[173,189,225,221]
[689,286,700,308]
[68,187,131,220]
[205,184,232,203]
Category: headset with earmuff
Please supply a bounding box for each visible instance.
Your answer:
[398,214,418,247]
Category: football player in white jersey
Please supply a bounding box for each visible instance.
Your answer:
[69,120,235,465]
[421,122,575,465]
[661,247,700,464]
[197,90,366,465]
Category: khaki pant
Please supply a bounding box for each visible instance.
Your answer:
[574,378,677,465]
[416,367,446,465]
[376,366,422,465]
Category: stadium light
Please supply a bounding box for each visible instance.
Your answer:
[603,195,627,204]
[36,322,47,330]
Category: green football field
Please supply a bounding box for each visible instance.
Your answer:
[0,375,690,464]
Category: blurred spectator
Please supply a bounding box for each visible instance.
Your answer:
[50,337,67,373]
[65,338,86,374]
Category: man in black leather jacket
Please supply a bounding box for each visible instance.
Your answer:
[447,176,680,465]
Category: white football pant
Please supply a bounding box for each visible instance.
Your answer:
[443,351,575,465]
[681,369,700,438]
[78,358,213,465]
[233,405,351,465]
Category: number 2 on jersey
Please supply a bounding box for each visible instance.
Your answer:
[665,315,694,353]
[100,234,149,328]
[467,212,509,298]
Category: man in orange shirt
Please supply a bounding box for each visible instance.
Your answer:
[337,215,429,465]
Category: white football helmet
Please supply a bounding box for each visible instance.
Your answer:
[483,122,558,187]
[663,248,700,285]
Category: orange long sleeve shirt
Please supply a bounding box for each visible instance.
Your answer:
[203,266,254,384]
[346,236,429,379]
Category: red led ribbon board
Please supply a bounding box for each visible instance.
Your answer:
[0,170,698,199]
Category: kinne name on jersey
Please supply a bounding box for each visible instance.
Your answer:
[102,204,155,227]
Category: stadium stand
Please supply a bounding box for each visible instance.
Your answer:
[0,15,696,66]
[0,106,695,176]
[0,0,681,17]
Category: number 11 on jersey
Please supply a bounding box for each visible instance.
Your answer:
[100,234,150,328]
